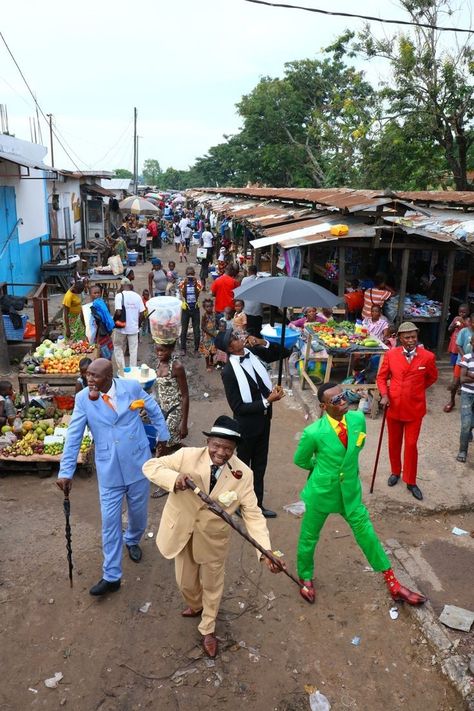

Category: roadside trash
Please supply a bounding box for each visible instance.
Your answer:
[28,688,38,694]
[238,602,245,609]
[294,431,302,440]
[44,672,63,689]
[203,392,209,398]
[147,532,154,538]
[265,591,276,602]
[255,614,263,620]
[204,659,216,668]
[451,527,469,536]
[139,602,151,614]
[389,607,399,620]
[171,667,198,682]
[248,647,260,663]
[48,598,55,604]
[309,689,331,710]
[439,605,474,632]
[283,501,306,517]
[351,636,361,646]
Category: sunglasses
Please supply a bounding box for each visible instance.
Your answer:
[329,392,346,406]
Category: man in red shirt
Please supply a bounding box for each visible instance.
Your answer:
[210,265,239,318]
[376,322,438,501]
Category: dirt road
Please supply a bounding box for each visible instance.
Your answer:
[0,246,470,710]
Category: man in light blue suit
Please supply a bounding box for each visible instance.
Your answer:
[57,358,169,596]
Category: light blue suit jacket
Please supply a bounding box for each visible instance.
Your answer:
[58,378,169,488]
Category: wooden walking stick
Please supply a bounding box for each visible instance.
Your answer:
[184,477,305,591]
[63,492,74,587]
[369,405,387,494]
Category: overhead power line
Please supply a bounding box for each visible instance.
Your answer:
[0,30,85,173]
[243,0,474,33]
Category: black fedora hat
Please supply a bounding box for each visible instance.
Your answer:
[203,415,241,441]
[214,329,233,353]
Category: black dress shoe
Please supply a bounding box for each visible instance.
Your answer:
[407,484,423,501]
[127,544,142,563]
[89,578,121,596]
[261,508,277,518]
[388,474,400,487]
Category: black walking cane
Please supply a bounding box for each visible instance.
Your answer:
[369,405,387,494]
[63,492,74,587]
[184,477,308,593]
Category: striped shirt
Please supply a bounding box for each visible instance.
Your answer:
[362,288,392,319]
[460,353,474,393]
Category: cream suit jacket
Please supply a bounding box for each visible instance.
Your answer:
[142,447,271,564]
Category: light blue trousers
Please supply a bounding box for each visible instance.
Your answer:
[98,477,150,581]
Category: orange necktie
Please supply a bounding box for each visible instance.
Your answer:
[102,393,115,411]
[337,422,348,448]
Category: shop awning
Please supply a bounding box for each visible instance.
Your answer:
[250,215,375,250]
[81,183,115,197]
[0,149,56,176]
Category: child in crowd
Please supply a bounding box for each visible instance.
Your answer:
[444,304,470,412]
[141,289,150,335]
[232,299,247,333]
[214,319,229,368]
[199,298,218,371]
[75,357,93,393]
[222,306,235,330]
[0,380,16,427]
[444,311,473,412]
[166,261,178,296]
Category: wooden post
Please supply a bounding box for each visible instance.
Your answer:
[465,254,473,302]
[338,245,345,299]
[397,248,410,325]
[437,250,456,358]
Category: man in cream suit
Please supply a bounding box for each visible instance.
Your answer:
[143,415,282,658]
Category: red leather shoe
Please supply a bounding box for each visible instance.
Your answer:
[181,606,203,617]
[202,633,218,658]
[299,579,315,604]
[390,584,427,605]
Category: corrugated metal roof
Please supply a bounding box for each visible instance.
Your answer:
[191,186,474,210]
[250,215,375,250]
[383,208,474,245]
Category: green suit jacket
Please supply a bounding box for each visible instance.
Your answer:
[294,410,366,515]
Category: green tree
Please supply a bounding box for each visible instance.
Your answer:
[348,0,474,190]
[142,159,162,185]
[113,168,133,178]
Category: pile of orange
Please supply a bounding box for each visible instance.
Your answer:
[42,354,83,374]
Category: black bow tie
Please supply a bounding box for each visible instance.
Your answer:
[239,353,250,363]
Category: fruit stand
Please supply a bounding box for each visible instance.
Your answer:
[18,338,95,404]
[300,320,388,417]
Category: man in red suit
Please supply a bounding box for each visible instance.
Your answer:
[376,322,438,501]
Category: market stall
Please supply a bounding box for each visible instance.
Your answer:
[299,320,388,417]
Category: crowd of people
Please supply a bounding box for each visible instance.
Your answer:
[50,201,473,659]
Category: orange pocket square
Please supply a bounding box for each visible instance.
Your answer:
[129,399,145,410]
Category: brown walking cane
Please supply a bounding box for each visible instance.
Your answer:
[369,405,387,494]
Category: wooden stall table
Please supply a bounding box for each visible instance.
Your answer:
[0,448,94,478]
[87,273,123,302]
[18,372,80,406]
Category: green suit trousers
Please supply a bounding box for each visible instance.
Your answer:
[297,500,391,580]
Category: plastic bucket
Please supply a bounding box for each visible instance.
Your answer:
[261,324,299,349]
[127,251,138,266]
[144,424,157,453]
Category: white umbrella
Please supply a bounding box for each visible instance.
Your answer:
[119,195,160,215]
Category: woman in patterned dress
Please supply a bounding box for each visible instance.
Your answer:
[199,298,217,371]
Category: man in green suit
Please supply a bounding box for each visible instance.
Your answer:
[294,382,426,606]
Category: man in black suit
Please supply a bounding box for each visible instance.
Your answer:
[215,330,290,518]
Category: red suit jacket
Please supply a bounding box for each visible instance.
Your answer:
[376,346,438,421]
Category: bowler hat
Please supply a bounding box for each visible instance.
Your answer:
[397,321,419,333]
[203,415,241,441]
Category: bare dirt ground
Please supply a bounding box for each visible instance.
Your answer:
[0,245,471,710]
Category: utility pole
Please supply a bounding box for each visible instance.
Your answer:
[133,107,137,194]
[47,113,55,167]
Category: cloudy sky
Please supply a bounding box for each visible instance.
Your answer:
[1,0,471,174]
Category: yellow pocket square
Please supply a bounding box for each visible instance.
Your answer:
[129,399,145,411]
[356,432,366,447]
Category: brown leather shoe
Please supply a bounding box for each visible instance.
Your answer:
[181,606,203,617]
[202,633,218,658]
